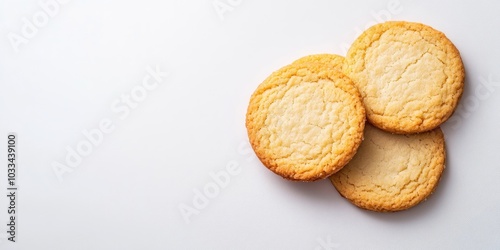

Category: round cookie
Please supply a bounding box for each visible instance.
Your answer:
[292,54,344,70]
[246,63,365,181]
[330,124,445,212]
[344,21,464,134]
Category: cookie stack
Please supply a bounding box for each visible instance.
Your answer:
[246,21,464,212]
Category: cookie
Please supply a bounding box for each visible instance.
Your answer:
[292,54,344,70]
[330,124,445,212]
[246,63,365,181]
[343,21,464,134]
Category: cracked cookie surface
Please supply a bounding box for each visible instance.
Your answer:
[292,54,344,70]
[246,63,365,181]
[344,21,464,134]
[330,124,445,212]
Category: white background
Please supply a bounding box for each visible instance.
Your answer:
[0,0,499,249]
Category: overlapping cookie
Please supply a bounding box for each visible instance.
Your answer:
[344,21,464,134]
[330,124,445,212]
[246,61,365,181]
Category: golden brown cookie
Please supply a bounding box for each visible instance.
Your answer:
[292,54,344,71]
[330,124,446,212]
[344,21,464,134]
[246,63,365,181]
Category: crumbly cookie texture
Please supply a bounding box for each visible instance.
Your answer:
[292,54,344,70]
[246,63,365,181]
[344,21,464,134]
[330,124,445,212]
